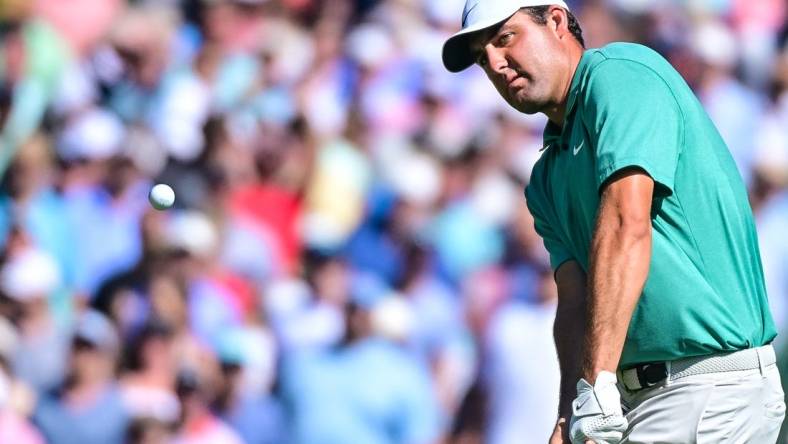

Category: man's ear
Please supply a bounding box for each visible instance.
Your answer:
[547,6,569,36]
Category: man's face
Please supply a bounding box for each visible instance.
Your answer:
[471,9,566,114]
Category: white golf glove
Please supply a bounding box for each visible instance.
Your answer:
[569,371,628,444]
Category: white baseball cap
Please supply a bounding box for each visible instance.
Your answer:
[442,0,570,72]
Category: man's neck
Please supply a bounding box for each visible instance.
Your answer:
[544,44,584,127]
[545,103,567,127]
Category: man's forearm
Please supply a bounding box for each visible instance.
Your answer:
[555,299,586,417]
[553,261,589,418]
[583,219,651,382]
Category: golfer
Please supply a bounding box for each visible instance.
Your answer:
[442,1,785,443]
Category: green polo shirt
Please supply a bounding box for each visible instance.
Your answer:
[525,42,776,368]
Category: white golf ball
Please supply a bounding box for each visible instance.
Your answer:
[149,183,175,210]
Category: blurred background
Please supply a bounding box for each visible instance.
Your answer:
[0,0,785,443]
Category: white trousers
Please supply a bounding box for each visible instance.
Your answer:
[618,346,785,443]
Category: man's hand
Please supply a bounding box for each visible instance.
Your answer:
[568,371,627,444]
[549,417,568,444]
[550,418,595,444]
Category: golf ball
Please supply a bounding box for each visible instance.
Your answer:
[149,183,175,210]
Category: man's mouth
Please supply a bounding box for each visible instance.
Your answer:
[507,76,525,90]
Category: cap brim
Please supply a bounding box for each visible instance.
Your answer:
[441,14,514,73]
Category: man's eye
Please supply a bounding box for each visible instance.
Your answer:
[477,54,488,67]
[499,33,513,45]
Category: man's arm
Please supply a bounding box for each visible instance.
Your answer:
[554,260,588,420]
[582,168,654,382]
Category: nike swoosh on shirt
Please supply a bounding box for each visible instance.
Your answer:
[573,140,585,156]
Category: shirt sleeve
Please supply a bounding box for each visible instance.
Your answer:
[525,184,574,272]
[583,59,683,197]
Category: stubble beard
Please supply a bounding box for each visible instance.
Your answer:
[508,88,548,115]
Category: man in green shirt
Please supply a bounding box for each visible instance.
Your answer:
[443,1,784,443]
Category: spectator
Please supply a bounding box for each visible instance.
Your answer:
[2,237,70,394]
[277,251,349,351]
[0,317,44,444]
[0,0,785,442]
[119,320,180,426]
[173,368,244,444]
[214,326,287,444]
[484,270,560,444]
[33,311,129,444]
[281,287,442,444]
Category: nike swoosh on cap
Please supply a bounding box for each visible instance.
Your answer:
[462,3,479,27]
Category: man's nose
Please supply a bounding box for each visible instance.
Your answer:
[484,45,508,74]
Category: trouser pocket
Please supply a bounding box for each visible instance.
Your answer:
[763,364,785,422]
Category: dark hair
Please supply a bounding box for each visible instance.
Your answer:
[522,6,585,48]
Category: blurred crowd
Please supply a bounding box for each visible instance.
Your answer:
[0,0,785,443]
